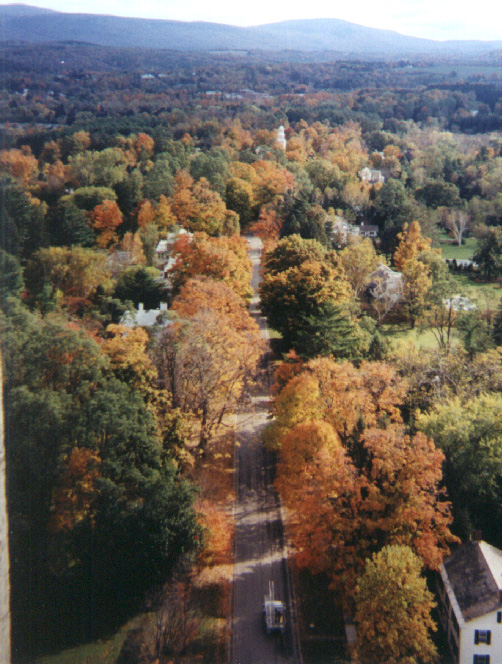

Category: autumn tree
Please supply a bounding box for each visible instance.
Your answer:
[339,238,380,297]
[154,194,177,231]
[248,205,283,251]
[393,221,433,272]
[251,159,296,208]
[354,545,438,664]
[24,246,112,301]
[266,357,406,451]
[394,222,436,327]
[101,324,159,406]
[119,231,146,266]
[136,199,156,229]
[89,199,123,248]
[172,277,259,335]
[342,181,371,217]
[156,308,263,448]
[170,170,233,236]
[0,147,38,188]
[401,256,433,328]
[168,232,253,302]
[275,422,455,600]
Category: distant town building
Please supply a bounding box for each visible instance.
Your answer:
[443,295,477,312]
[359,224,379,239]
[359,166,385,184]
[155,228,192,266]
[329,218,379,246]
[437,538,502,664]
[276,125,287,150]
[121,302,171,328]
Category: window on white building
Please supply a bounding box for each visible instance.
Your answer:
[475,630,491,645]
[473,655,490,664]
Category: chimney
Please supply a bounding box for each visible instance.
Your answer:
[138,303,144,312]
[160,302,167,311]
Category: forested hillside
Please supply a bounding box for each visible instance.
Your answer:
[2,4,502,54]
[4,45,502,664]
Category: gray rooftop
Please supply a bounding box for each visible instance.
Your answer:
[443,541,502,621]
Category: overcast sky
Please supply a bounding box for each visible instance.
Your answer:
[4,0,502,41]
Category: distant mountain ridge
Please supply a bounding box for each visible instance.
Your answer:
[1,4,502,55]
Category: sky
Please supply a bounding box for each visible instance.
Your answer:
[4,0,502,41]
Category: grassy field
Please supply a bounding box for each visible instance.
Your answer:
[452,274,502,311]
[381,272,502,350]
[381,324,450,351]
[438,236,476,260]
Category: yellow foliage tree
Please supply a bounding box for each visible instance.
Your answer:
[354,545,438,664]
[393,221,432,272]
[339,238,380,297]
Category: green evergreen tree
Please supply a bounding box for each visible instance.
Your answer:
[294,301,370,361]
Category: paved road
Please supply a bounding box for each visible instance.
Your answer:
[231,236,301,664]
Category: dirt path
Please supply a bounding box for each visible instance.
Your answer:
[231,236,301,664]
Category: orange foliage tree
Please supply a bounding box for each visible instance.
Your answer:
[393,221,432,272]
[0,147,39,187]
[169,232,253,302]
[136,199,156,229]
[172,277,259,335]
[266,357,406,450]
[49,447,101,533]
[251,159,296,208]
[170,170,232,235]
[89,199,123,247]
[276,424,455,600]
[248,205,283,252]
[271,356,455,601]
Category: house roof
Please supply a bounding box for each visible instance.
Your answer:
[442,541,502,621]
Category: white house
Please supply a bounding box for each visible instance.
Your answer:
[121,302,172,328]
[437,539,502,664]
[329,218,379,247]
[358,166,385,184]
[155,228,193,267]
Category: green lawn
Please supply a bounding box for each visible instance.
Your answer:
[381,273,502,351]
[437,236,476,261]
[451,274,502,312]
[381,324,455,351]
